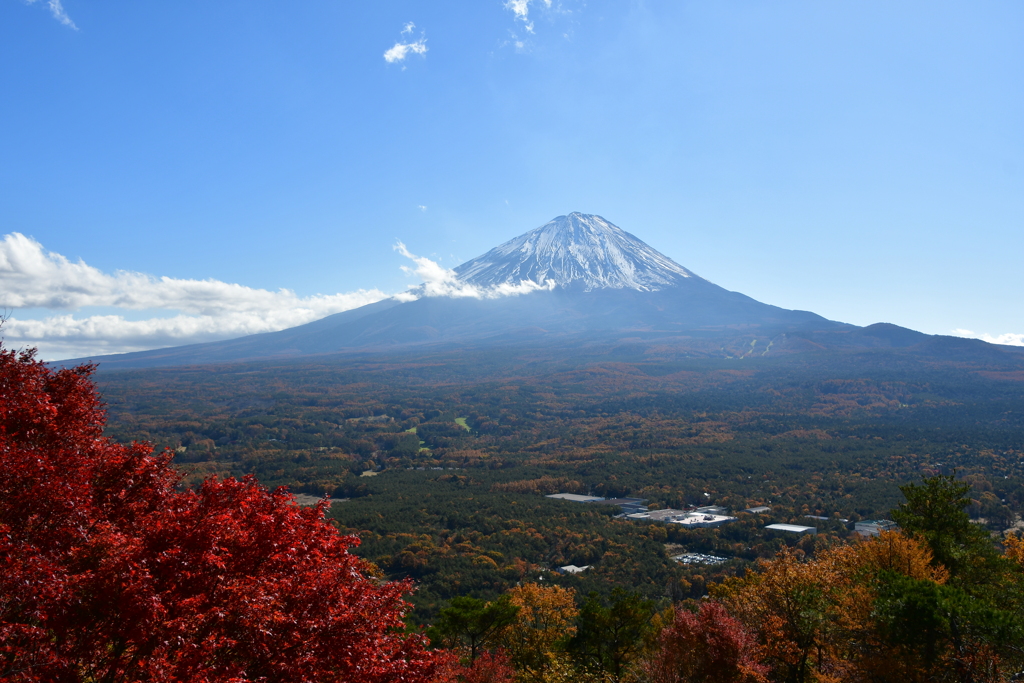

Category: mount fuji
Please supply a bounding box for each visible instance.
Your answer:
[453,213,696,292]
[71,213,1015,369]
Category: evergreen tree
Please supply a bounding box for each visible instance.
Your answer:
[568,588,655,682]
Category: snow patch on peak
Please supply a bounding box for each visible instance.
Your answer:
[454,213,698,292]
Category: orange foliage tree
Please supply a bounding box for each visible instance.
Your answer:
[711,546,850,682]
[711,530,1019,683]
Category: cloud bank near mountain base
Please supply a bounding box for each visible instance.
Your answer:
[952,329,1024,347]
[0,233,556,360]
[0,233,389,359]
[392,242,554,301]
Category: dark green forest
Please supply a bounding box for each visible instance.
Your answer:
[95,346,1024,621]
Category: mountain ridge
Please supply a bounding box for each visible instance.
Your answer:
[53,213,1023,370]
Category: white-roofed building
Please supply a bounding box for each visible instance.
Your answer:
[545,493,606,503]
[671,514,737,528]
[765,523,817,535]
[626,508,737,528]
[855,520,898,537]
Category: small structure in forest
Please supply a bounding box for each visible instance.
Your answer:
[592,498,648,514]
[854,519,898,537]
[545,493,605,503]
[673,552,729,566]
[765,523,817,535]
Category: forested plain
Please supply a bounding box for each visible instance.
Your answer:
[94,343,1024,625]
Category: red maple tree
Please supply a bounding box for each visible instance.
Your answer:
[0,344,447,682]
[637,601,767,683]
[431,651,515,683]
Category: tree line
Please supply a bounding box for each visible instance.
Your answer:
[431,475,1024,682]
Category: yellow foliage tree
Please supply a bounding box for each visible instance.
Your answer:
[1004,534,1024,569]
[497,583,579,683]
[838,531,949,584]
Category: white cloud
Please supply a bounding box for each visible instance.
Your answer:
[0,232,381,315]
[506,0,534,33]
[384,38,427,64]
[393,241,478,300]
[4,309,369,359]
[384,22,427,64]
[26,0,77,29]
[952,329,1024,347]
[392,242,553,302]
[0,233,388,359]
[506,0,530,18]
[504,0,553,34]
[418,205,428,212]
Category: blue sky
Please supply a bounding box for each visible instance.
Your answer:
[2,1,1022,358]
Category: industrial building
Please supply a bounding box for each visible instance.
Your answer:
[546,494,737,527]
[545,493,650,515]
[855,519,898,537]
[626,507,737,528]
[545,493,606,503]
[765,523,817,535]
[592,498,649,514]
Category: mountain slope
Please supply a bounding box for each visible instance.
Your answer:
[58,213,1018,370]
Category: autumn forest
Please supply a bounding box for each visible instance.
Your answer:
[5,340,1024,681]
[94,342,1024,680]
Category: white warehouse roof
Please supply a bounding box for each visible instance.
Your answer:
[765,523,817,535]
[671,514,737,528]
[546,493,606,503]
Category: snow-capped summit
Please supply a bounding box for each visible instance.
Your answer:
[454,213,698,292]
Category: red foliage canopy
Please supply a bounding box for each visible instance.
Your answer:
[0,346,446,682]
[431,651,515,683]
[639,601,766,683]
